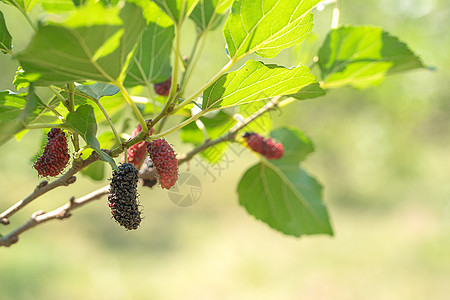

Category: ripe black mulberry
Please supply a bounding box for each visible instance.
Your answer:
[108,163,142,230]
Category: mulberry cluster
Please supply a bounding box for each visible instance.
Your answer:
[147,139,178,189]
[108,163,142,230]
[123,124,150,168]
[243,132,284,160]
[33,128,70,177]
[153,76,172,96]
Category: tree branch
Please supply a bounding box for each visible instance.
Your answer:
[0,185,110,247]
[178,96,282,165]
[0,151,100,225]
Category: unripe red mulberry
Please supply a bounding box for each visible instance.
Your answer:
[33,128,70,177]
[147,139,178,189]
[122,124,152,168]
[153,76,172,96]
[108,163,142,230]
[243,132,284,160]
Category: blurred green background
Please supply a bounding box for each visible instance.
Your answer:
[1,1,449,299]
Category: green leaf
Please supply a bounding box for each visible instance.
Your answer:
[180,111,235,163]
[81,160,105,181]
[80,148,106,181]
[0,0,37,12]
[152,0,200,25]
[269,127,314,164]
[318,25,426,89]
[190,0,232,32]
[124,0,175,86]
[39,0,76,13]
[17,2,146,85]
[202,60,319,110]
[0,11,12,54]
[76,83,119,100]
[65,104,116,168]
[0,88,59,146]
[223,0,320,60]
[287,82,325,100]
[237,161,333,236]
[239,101,272,135]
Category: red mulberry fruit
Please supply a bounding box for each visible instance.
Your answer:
[243,132,284,160]
[153,76,172,96]
[147,139,178,189]
[108,163,142,230]
[122,124,152,168]
[33,128,70,177]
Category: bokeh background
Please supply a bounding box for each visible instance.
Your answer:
[1,1,449,299]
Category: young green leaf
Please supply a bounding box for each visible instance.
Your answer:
[238,161,333,236]
[125,0,175,86]
[0,11,12,54]
[17,2,146,85]
[65,104,116,167]
[39,0,76,13]
[202,60,319,110]
[239,101,273,135]
[318,25,425,89]
[0,89,58,146]
[223,0,320,60]
[180,111,235,163]
[76,83,120,100]
[238,127,332,236]
[0,0,36,12]
[152,0,200,25]
[190,0,233,32]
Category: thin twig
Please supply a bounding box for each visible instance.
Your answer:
[0,185,110,247]
[178,96,282,165]
[0,152,100,224]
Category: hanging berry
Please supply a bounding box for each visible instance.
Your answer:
[153,76,172,96]
[147,139,178,189]
[108,163,142,230]
[243,132,284,160]
[122,124,152,168]
[33,128,70,177]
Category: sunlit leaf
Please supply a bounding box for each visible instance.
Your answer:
[0,88,58,146]
[0,0,37,12]
[237,127,332,236]
[190,0,232,32]
[223,0,320,60]
[180,111,235,163]
[0,11,12,54]
[318,25,425,89]
[203,60,319,110]
[65,104,116,167]
[125,0,174,86]
[152,0,200,24]
[17,2,146,85]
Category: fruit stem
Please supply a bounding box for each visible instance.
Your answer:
[93,99,122,148]
[171,59,235,114]
[178,31,204,97]
[67,83,80,152]
[116,82,148,133]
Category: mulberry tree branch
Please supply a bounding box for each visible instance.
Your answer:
[0,185,110,247]
[0,152,100,225]
[178,96,283,165]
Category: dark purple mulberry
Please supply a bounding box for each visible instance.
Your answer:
[33,128,70,177]
[108,163,142,230]
[147,139,178,189]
